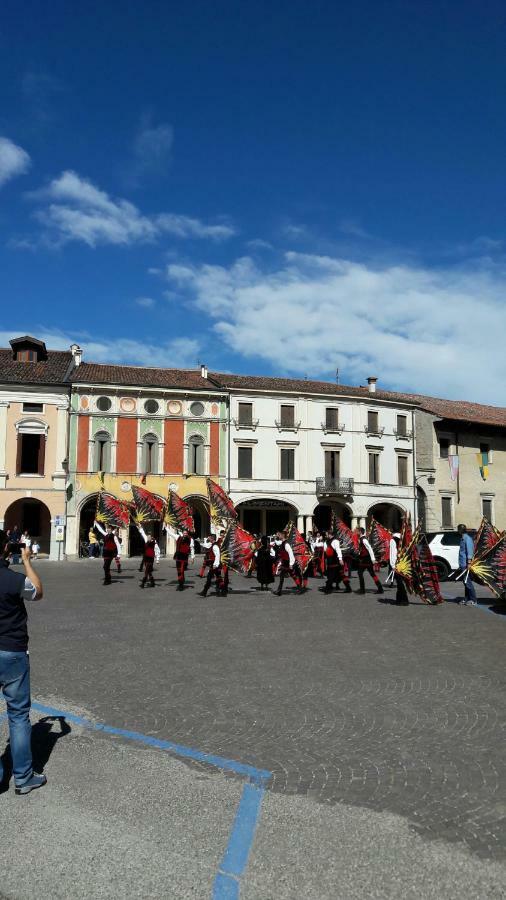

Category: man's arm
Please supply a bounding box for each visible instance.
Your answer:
[94,520,106,536]
[21,547,43,599]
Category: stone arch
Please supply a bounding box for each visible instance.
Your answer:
[4,497,51,555]
[183,494,211,542]
[235,497,298,536]
[367,502,405,532]
[313,500,352,532]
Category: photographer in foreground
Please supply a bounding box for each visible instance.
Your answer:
[0,530,46,795]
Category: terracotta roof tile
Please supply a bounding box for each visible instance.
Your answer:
[71,362,224,391]
[0,349,73,385]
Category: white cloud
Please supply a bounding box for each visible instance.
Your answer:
[130,120,174,181]
[30,170,235,247]
[0,137,31,187]
[135,296,155,308]
[0,328,200,369]
[167,252,506,405]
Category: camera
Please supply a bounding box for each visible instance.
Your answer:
[8,542,26,554]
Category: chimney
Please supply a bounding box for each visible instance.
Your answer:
[70,344,83,367]
[200,363,208,379]
[367,376,377,394]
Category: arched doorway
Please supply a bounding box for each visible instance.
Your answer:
[235,499,297,536]
[313,501,351,532]
[184,495,210,541]
[367,503,404,532]
[4,498,51,554]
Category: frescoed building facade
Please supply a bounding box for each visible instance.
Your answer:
[0,336,73,558]
[65,359,228,556]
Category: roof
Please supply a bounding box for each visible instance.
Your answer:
[0,348,73,386]
[400,392,506,429]
[71,362,225,392]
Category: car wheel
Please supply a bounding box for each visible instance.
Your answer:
[434,558,450,582]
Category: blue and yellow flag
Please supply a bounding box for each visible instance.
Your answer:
[476,452,489,481]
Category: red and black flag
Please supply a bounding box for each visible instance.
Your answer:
[394,523,417,593]
[412,533,444,605]
[131,485,166,525]
[96,492,131,529]
[472,517,502,561]
[220,523,256,575]
[333,518,359,560]
[286,522,313,573]
[367,518,392,566]
[165,490,194,533]
[206,477,238,523]
[469,532,506,598]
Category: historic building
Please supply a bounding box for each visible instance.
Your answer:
[65,357,228,556]
[215,373,418,534]
[0,336,73,558]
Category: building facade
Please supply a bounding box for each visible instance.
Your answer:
[65,359,228,556]
[0,337,72,559]
[218,373,417,535]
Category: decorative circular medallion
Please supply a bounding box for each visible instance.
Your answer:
[80,396,89,410]
[121,481,131,492]
[190,401,205,417]
[144,399,159,414]
[120,397,136,413]
[211,402,219,416]
[167,400,182,415]
[169,482,178,491]
[96,396,112,412]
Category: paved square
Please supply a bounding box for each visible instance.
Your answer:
[1,557,505,898]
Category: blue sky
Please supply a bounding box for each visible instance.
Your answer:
[1,1,506,402]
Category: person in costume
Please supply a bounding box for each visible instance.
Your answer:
[321,530,352,594]
[136,525,156,588]
[354,527,384,595]
[113,528,122,573]
[312,532,325,577]
[389,532,409,605]
[255,535,275,590]
[218,530,230,596]
[198,534,223,597]
[273,531,302,596]
[199,535,214,577]
[94,521,122,576]
[94,521,121,586]
[174,529,192,591]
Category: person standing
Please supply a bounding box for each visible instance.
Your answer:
[198,535,222,597]
[321,531,352,594]
[88,527,99,558]
[199,536,214,578]
[255,535,275,591]
[94,521,121,586]
[458,524,477,606]
[355,527,384,595]
[0,532,46,795]
[273,531,302,596]
[136,525,156,588]
[174,530,192,591]
[389,532,409,605]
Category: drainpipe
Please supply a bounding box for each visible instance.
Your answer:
[411,408,417,526]
[227,394,231,494]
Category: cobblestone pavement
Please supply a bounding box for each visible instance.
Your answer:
[16,559,506,868]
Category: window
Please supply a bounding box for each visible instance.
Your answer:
[280,448,295,480]
[480,442,490,465]
[324,450,340,480]
[190,401,205,417]
[397,455,409,486]
[188,435,205,475]
[16,434,45,475]
[22,402,43,413]
[96,396,112,412]
[144,399,159,415]
[280,405,295,428]
[367,410,379,433]
[368,452,380,484]
[16,349,37,362]
[238,446,253,479]
[439,438,449,459]
[441,496,453,528]
[482,498,493,521]
[396,415,407,436]
[441,532,461,546]
[94,431,111,472]
[238,403,253,425]
[142,435,159,474]
[325,407,339,430]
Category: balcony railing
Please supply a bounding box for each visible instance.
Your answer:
[232,417,259,430]
[364,425,385,438]
[316,476,354,496]
[275,419,301,433]
[394,429,413,440]
[321,421,345,435]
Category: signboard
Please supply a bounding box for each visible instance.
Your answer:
[55,515,65,527]
[55,525,65,542]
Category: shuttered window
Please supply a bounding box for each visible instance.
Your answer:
[368,452,380,484]
[280,448,295,480]
[280,405,295,427]
[238,446,252,479]
[397,455,408,486]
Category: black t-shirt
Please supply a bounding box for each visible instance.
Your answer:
[0,560,29,652]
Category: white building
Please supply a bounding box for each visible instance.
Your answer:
[214,373,417,535]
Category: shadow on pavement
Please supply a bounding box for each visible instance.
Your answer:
[0,715,71,790]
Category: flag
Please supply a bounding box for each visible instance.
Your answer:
[367,518,392,566]
[140,473,147,485]
[98,471,105,488]
[469,533,506,598]
[96,492,131,529]
[394,516,415,592]
[165,490,194,533]
[332,518,359,560]
[448,455,459,482]
[206,477,238,523]
[286,522,313,573]
[412,533,444,605]
[220,523,256,575]
[131,486,166,524]
[476,452,489,481]
[473,516,502,560]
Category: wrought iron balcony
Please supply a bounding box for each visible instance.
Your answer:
[316,476,354,496]
[321,421,345,435]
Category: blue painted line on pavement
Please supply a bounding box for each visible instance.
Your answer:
[213,781,266,900]
[28,700,271,899]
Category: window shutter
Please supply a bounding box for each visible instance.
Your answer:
[37,435,45,476]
